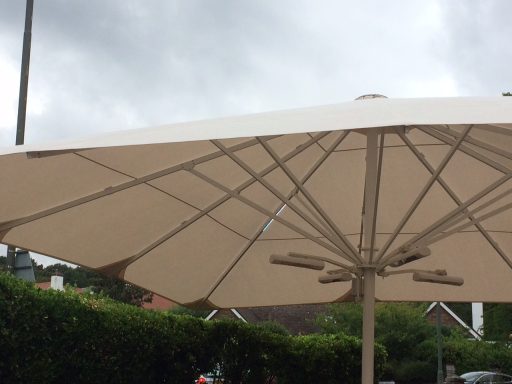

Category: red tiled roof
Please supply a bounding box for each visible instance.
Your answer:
[36,281,51,290]
[142,293,178,311]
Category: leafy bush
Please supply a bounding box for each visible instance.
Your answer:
[0,272,211,383]
[208,320,285,384]
[275,333,386,384]
[0,272,387,383]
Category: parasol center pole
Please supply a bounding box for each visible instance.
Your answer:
[361,127,380,384]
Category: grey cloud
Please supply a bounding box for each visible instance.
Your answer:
[439,1,512,95]
[1,0,508,147]
[23,1,307,141]
[1,0,509,267]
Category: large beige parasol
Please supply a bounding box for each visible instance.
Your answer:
[1,96,512,383]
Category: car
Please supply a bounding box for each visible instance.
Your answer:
[460,371,512,384]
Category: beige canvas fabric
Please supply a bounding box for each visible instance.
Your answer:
[1,96,512,307]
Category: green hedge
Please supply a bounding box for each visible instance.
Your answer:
[277,333,386,384]
[444,332,512,374]
[0,273,212,383]
[0,273,386,383]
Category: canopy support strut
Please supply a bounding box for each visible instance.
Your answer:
[361,129,379,384]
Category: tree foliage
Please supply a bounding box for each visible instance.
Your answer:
[0,255,153,307]
[317,302,439,382]
[444,330,512,373]
[168,305,211,318]
[317,301,512,380]
[483,303,512,342]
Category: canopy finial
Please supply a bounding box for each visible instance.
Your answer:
[355,94,388,100]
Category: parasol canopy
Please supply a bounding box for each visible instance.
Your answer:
[2,96,512,382]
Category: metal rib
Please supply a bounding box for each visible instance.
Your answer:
[379,173,512,267]
[94,132,330,275]
[418,187,512,245]
[418,126,511,174]
[375,125,473,261]
[0,136,279,233]
[211,139,352,258]
[212,135,359,263]
[384,128,512,270]
[200,131,356,304]
[189,167,348,258]
[432,125,512,161]
[295,194,334,235]
[424,201,512,250]
[256,135,362,262]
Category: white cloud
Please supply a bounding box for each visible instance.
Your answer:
[2,0,468,145]
[0,57,19,131]
[403,75,460,98]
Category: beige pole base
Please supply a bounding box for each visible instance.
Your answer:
[361,268,376,384]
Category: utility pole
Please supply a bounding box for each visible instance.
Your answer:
[437,302,444,384]
[6,0,34,275]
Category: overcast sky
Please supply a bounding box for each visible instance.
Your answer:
[1,0,511,266]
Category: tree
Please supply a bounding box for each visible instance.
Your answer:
[0,256,7,272]
[33,261,102,287]
[90,277,153,307]
[1,255,153,307]
[444,330,512,373]
[317,302,438,382]
[483,303,512,342]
